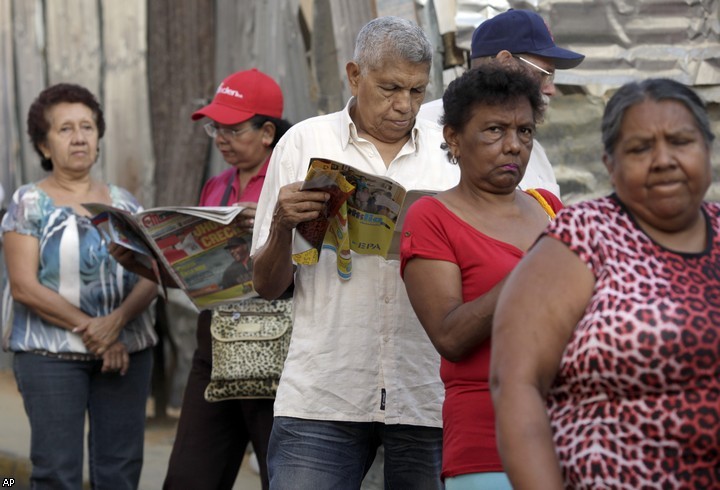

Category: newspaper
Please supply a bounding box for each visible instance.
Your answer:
[292,158,436,279]
[83,203,257,309]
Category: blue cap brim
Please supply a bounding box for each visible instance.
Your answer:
[526,46,585,70]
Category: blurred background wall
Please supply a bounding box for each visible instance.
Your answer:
[0,0,718,208]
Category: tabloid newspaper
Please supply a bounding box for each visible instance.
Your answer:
[293,158,435,279]
[83,203,256,309]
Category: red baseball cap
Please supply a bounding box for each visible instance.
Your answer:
[191,68,283,124]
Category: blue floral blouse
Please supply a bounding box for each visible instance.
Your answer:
[1,183,157,354]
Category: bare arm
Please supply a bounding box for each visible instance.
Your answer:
[490,237,595,489]
[403,257,504,361]
[6,231,157,355]
[252,182,328,299]
[4,231,92,329]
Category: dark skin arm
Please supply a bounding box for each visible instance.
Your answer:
[490,237,595,489]
[253,182,329,300]
[403,257,505,361]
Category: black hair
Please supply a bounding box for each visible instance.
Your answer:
[601,78,714,155]
[442,64,544,132]
[247,115,293,148]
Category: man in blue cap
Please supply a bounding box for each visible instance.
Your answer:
[418,9,585,197]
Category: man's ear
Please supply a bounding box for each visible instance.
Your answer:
[495,50,514,65]
[346,61,361,96]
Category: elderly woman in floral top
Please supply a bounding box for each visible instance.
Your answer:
[1,83,157,490]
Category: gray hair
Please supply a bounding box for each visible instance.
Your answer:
[353,16,432,74]
[602,78,715,155]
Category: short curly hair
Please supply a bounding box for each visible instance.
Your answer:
[441,64,544,162]
[27,83,106,171]
[442,64,544,131]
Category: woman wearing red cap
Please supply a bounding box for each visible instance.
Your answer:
[113,68,291,490]
[169,68,291,490]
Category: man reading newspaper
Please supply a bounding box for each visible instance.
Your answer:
[251,16,460,489]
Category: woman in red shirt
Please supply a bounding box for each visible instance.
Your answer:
[399,65,561,489]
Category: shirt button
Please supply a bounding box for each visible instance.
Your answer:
[384,297,391,304]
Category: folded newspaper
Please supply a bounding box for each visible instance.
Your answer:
[83,203,257,309]
[292,158,435,279]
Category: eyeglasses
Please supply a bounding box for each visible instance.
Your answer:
[514,56,555,86]
[204,123,254,139]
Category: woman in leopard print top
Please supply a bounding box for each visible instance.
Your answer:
[490,78,719,489]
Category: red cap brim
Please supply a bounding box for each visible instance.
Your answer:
[191,102,255,125]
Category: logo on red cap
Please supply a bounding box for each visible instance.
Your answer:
[217,84,244,99]
[191,68,283,124]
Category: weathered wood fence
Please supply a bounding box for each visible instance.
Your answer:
[0,0,377,207]
[1,0,719,209]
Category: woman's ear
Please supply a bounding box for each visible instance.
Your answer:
[443,125,460,160]
[38,141,50,159]
[602,152,616,187]
[261,122,276,147]
[495,50,514,65]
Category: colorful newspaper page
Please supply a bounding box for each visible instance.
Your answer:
[291,158,436,278]
[83,203,257,309]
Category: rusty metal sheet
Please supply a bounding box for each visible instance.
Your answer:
[451,0,720,99]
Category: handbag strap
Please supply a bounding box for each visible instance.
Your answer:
[525,188,556,219]
[220,171,236,206]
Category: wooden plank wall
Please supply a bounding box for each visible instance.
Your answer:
[0,0,18,202]
[208,0,318,178]
[102,0,156,207]
[9,0,45,188]
[147,0,215,207]
[0,0,438,208]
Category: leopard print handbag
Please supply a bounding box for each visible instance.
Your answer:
[204,297,293,402]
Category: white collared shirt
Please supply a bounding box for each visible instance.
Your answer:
[252,98,460,427]
[418,97,561,197]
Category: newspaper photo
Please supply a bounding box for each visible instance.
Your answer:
[292,158,436,278]
[83,203,257,309]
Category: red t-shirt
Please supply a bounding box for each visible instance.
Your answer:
[399,189,562,479]
[198,157,271,206]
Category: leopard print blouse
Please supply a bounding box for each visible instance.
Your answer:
[544,194,719,489]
